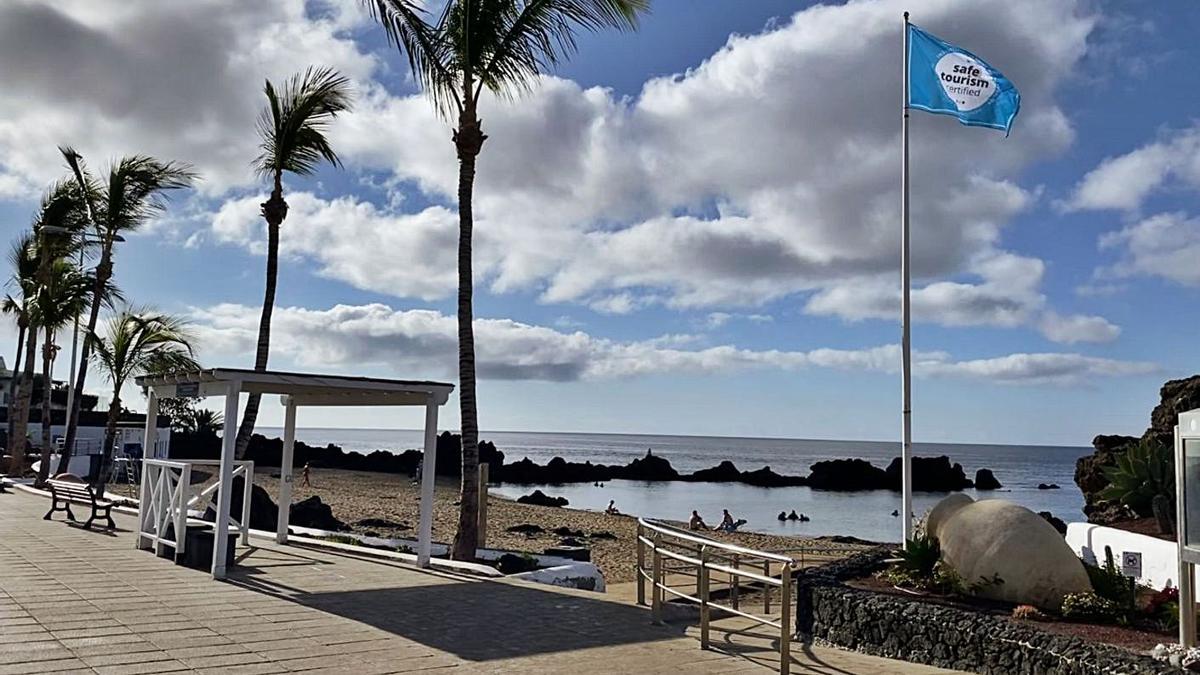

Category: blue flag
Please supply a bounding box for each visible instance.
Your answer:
[907,24,1020,134]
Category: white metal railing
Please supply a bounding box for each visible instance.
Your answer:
[137,459,192,558]
[136,459,255,559]
[636,518,796,675]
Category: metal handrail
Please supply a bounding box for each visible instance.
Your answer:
[635,518,794,675]
[639,518,794,562]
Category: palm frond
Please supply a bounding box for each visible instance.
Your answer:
[100,156,196,237]
[255,66,354,178]
[363,0,462,116]
[89,307,198,391]
[477,0,647,99]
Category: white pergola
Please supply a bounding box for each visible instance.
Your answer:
[135,368,454,580]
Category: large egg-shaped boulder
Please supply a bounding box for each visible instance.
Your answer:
[926,495,1091,609]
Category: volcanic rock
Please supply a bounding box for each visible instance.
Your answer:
[516,490,569,508]
[885,456,974,491]
[290,496,348,531]
[506,523,544,535]
[975,468,1002,490]
[806,458,889,491]
[685,460,742,482]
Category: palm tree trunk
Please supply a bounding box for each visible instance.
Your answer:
[94,394,121,499]
[234,175,285,459]
[8,320,26,450]
[9,323,38,477]
[59,249,111,474]
[35,329,54,486]
[450,103,486,561]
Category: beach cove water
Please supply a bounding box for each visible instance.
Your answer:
[259,427,1091,543]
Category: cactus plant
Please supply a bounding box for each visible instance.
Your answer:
[1099,438,1174,518]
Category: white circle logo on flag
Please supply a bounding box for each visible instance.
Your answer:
[934,52,995,112]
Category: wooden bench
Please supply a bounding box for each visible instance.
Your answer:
[44,479,116,530]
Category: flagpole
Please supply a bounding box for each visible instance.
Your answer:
[900,11,914,547]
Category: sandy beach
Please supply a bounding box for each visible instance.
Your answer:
[246,467,865,582]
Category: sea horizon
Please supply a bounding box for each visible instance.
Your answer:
[258,426,1091,541]
[257,425,1092,451]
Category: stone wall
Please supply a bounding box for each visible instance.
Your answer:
[795,552,1179,674]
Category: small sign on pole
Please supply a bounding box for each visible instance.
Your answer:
[177,382,200,398]
[1121,551,1142,578]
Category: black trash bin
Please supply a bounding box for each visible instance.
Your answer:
[179,525,237,571]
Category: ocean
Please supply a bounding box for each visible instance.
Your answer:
[258,427,1090,543]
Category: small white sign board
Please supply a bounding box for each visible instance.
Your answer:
[1122,550,1142,578]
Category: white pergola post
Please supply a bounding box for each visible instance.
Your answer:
[212,381,241,580]
[416,396,439,568]
[276,397,297,544]
[143,391,159,459]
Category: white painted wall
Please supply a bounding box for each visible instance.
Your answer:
[1066,522,1192,590]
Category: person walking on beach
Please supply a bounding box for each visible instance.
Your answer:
[689,510,709,531]
[301,462,312,488]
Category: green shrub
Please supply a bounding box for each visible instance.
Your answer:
[1099,439,1173,517]
[1084,546,1136,615]
[896,528,940,578]
[1061,592,1123,624]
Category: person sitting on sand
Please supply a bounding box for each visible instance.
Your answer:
[689,510,709,531]
[605,500,620,515]
[777,511,787,521]
[717,509,739,532]
[787,510,799,521]
[301,462,312,488]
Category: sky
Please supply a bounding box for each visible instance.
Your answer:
[0,0,1198,446]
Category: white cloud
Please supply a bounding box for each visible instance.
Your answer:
[804,253,1121,343]
[1062,125,1200,212]
[1098,212,1200,286]
[190,302,1155,386]
[308,0,1092,320]
[0,0,1111,345]
[211,192,463,301]
[1037,311,1121,344]
[0,0,376,197]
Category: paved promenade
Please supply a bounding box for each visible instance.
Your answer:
[0,488,958,674]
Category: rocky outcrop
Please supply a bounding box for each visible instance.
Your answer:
[1149,375,1200,446]
[806,456,983,492]
[807,459,889,491]
[884,456,973,491]
[1076,374,1200,524]
[516,490,568,507]
[202,478,347,532]
[740,466,806,487]
[290,496,348,531]
[974,468,1002,490]
[685,460,742,482]
[173,430,505,479]
[1038,511,1068,535]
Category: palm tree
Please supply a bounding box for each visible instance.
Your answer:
[31,260,92,485]
[90,309,197,497]
[4,232,38,467]
[10,181,89,476]
[58,152,195,474]
[232,67,352,459]
[362,0,648,559]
